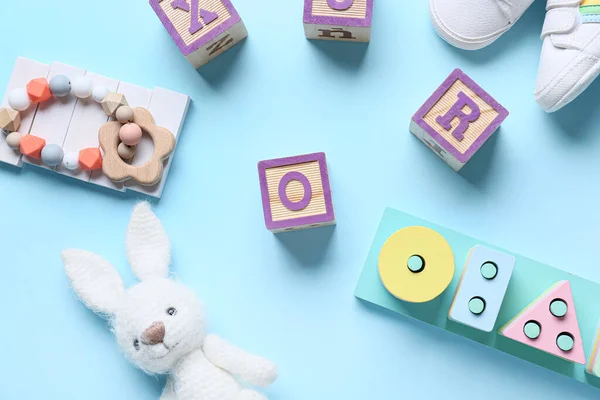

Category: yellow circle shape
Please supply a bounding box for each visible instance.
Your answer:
[378,226,455,303]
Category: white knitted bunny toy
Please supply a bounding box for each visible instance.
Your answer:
[62,202,278,400]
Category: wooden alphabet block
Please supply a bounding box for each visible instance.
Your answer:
[448,245,515,332]
[258,152,335,233]
[150,0,248,68]
[410,69,509,171]
[303,0,373,42]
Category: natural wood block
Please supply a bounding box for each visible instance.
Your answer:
[303,0,373,42]
[0,107,21,132]
[150,0,248,68]
[410,69,509,171]
[258,152,335,233]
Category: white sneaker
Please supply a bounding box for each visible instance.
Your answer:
[429,0,535,50]
[535,0,600,112]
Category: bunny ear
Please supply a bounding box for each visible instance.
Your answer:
[126,202,171,281]
[62,249,125,316]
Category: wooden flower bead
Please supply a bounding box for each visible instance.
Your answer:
[99,107,175,186]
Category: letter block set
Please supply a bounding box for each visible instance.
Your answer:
[410,69,509,171]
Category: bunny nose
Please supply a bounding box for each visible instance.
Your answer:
[141,321,166,345]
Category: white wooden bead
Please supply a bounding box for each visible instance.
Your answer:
[92,85,109,103]
[8,88,31,111]
[62,151,80,170]
[72,76,94,99]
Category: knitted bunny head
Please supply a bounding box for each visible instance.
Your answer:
[62,202,204,374]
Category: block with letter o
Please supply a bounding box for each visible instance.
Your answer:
[258,152,336,233]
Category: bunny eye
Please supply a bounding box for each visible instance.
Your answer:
[166,307,177,316]
[133,339,140,351]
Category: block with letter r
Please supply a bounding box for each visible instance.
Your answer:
[150,0,248,68]
[409,69,509,171]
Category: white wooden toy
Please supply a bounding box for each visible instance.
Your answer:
[303,0,374,42]
[257,152,335,233]
[448,245,515,332]
[410,69,509,171]
[150,0,248,68]
[0,57,190,199]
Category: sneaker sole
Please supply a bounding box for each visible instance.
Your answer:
[535,56,600,113]
[429,0,509,50]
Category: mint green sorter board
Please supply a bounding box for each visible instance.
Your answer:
[354,208,600,389]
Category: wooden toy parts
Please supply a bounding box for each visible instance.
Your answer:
[587,320,600,376]
[99,108,176,186]
[150,0,248,68]
[500,281,586,365]
[355,208,600,390]
[378,226,454,303]
[258,152,335,233]
[303,0,374,42]
[448,245,515,332]
[410,69,509,171]
[0,57,190,198]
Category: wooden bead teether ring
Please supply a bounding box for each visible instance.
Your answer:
[99,107,175,186]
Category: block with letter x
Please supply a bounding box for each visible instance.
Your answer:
[150,0,248,68]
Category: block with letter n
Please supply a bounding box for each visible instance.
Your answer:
[303,0,374,42]
[410,69,509,171]
[150,0,248,68]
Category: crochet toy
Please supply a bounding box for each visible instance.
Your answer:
[62,202,278,400]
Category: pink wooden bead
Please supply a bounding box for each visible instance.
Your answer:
[119,123,143,146]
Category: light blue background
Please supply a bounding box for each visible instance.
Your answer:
[1,0,600,399]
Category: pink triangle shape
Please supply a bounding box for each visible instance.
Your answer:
[500,281,585,364]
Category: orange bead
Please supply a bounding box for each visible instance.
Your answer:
[79,148,103,170]
[26,78,52,103]
[19,135,46,158]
